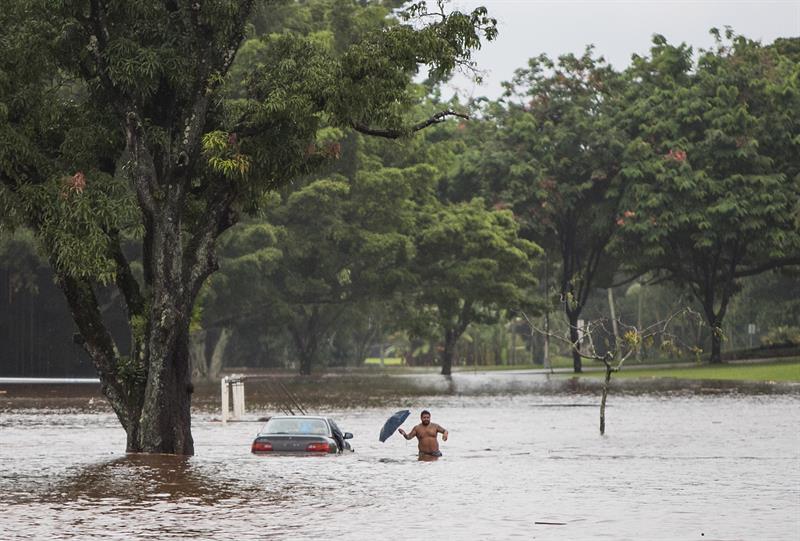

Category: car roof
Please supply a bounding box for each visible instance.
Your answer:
[268,415,329,421]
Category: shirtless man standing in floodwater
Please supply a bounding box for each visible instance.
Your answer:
[398,410,448,458]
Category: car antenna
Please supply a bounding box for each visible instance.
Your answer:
[277,379,307,415]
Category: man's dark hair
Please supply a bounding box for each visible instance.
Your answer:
[421,410,430,417]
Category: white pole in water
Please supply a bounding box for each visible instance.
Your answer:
[232,379,245,419]
[221,376,229,424]
[239,379,246,417]
[233,380,239,419]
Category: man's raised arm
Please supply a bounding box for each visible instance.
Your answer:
[398,426,417,440]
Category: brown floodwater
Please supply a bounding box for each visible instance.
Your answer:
[1,379,799,540]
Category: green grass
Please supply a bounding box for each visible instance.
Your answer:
[582,361,800,382]
[363,357,404,366]
[451,355,725,372]
[452,356,575,371]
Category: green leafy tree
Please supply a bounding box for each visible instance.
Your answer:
[460,49,629,372]
[410,198,540,375]
[256,164,430,375]
[619,31,800,363]
[0,0,496,454]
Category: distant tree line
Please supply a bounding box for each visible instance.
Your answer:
[191,26,799,375]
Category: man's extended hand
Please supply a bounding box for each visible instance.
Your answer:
[443,430,448,442]
[398,428,406,437]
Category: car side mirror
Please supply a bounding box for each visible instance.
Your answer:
[344,432,353,440]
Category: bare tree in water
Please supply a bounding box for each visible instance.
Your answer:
[522,309,702,435]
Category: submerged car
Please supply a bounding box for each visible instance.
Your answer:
[251,415,354,454]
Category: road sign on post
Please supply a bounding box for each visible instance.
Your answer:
[747,323,756,348]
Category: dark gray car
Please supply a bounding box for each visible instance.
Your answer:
[251,415,354,454]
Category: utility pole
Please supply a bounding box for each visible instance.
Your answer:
[543,251,551,369]
[637,280,644,361]
[378,317,384,367]
[608,288,620,358]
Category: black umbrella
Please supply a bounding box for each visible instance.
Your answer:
[379,409,411,442]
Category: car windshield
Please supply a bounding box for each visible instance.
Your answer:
[263,418,329,436]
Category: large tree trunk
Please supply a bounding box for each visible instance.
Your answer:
[702,298,729,365]
[290,313,320,376]
[710,330,722,363]
[289,306,345,375]
[440,329,457,376]
[709,316,723,364]
[298,346,317,376]
[137,206,196,455]
[139,319,194,454]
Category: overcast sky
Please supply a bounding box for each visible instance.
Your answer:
[441,0,800,99]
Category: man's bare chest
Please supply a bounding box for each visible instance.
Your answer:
[417,425,438,438]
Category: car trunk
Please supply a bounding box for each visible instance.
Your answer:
[254,435,332,453]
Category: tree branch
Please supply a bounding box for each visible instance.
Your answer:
[58,273,132,430]
[609,271,647,288]
[82,0,136,118]
[88,0,111,46]
[125,112,159,216]
[183,183,239,304]
[350,110,469,139]
[172,0,255,184]
[108,230,145,318]
[733,256,800,278]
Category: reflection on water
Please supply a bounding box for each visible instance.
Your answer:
[1,393,799,540]
[42,455,240,506]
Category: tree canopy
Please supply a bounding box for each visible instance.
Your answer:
[618,31,800,362]
[409,197,541,374]
[443,49,628,372]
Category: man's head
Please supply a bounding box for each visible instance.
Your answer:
[420,410,431,425]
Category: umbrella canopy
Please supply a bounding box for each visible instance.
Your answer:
[379,409,411,442]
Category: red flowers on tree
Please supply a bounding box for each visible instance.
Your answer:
[616,210,636,226]
[61,171,86,198]
[69,171,86,192]
[664,149,687,162]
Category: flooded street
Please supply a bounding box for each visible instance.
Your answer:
[1,392,799,540]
